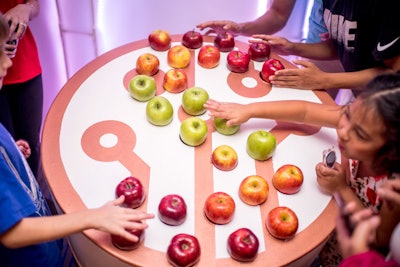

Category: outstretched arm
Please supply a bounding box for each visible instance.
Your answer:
[0,196,155,249]
[204,99,341,128]
[196,0,296,36]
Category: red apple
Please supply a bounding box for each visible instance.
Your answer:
[158,194,187,226]
[182,30,203,49]
[260,58,285,83]
[167,45,191,69]
[197,45,220,69]
[265,206,299,240]
[211,145,238,171]
[135,53,160,76]
[148,29,171,51]
[227,228,259,262]
[214,31,235,52]
[238,175,269,206]
[111,228,144,250]
[167,233,201,267]
[204,192,235,225]
[248,42,270,62]
[163,69,188,93]
[226,50,250,73]
[272,164,304,194]
[115,176,146,209]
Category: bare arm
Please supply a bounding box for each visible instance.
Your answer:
[25,0,40,19]
[0,196,154,249]
[239,0,296,36]
[374,179,400,249]
[196,0,296,36]
[204,99,341,128]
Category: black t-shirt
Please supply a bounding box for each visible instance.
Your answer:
[323,0,400,72]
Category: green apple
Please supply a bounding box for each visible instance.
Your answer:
[181,87,209,116]
[246,130,276,161]
[129,74,156,102]
[179,117,208,146]
[146,96,174,126]
[213,117,240,135]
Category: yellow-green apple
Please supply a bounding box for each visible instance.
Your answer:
[182,30,203,49]
[111,228,144,251]
[246,130,276,161]
[129,74,156,102]
[238,175,269,206]
[163,69,188,93]
[272,164,304,194]
[158,194,187,226]
[181,86,209,115]
[248,42,270,62]
[148,29,171,51]
[167,233,201,267]
[197,45,220,69]
[265,206,299,240]
[226,50,250,73]
[213,117,240,135]
[146,96,174,126]
[135,53,160,76]
[260,58,285,83]
[179,117,208,147]
[167,45,191,69]
[115,176,146,209]
[204,191,235,225]
[214,31,235,52]
[227,228,259,262]
[211,145,238,171]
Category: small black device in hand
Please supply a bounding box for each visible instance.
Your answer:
[323,146,336,168]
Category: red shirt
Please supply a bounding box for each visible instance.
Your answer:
[0,0,42,84]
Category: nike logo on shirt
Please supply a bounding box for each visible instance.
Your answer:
[377,36,400,52]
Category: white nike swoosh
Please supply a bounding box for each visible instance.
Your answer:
[377,36,400,52]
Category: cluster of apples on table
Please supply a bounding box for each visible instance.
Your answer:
[115,29,305,266]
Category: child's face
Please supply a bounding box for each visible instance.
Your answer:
[0,37,12,89]
[336,99,385,164]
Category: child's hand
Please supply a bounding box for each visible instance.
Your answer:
[204,99,248,126]
[336,202,380,259]
[315,162,347,195]
[16,139,31,159]
[91,196,155,243]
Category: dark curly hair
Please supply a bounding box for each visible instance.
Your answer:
[358,72,400,174]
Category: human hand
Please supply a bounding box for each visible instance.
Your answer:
[250,35,295,56]
[315,162,347,195]
[270,59,328,90]
[336,202,380,259]
[204,99,248,126]
[196,20,241,36]
[91,196,155,242]
[4,4,31,39]
[16,139,31,159]
[377,179,400,208]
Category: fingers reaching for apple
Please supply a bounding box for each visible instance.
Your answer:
[203,99,249,126]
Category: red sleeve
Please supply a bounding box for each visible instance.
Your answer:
[340,250,399,267]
